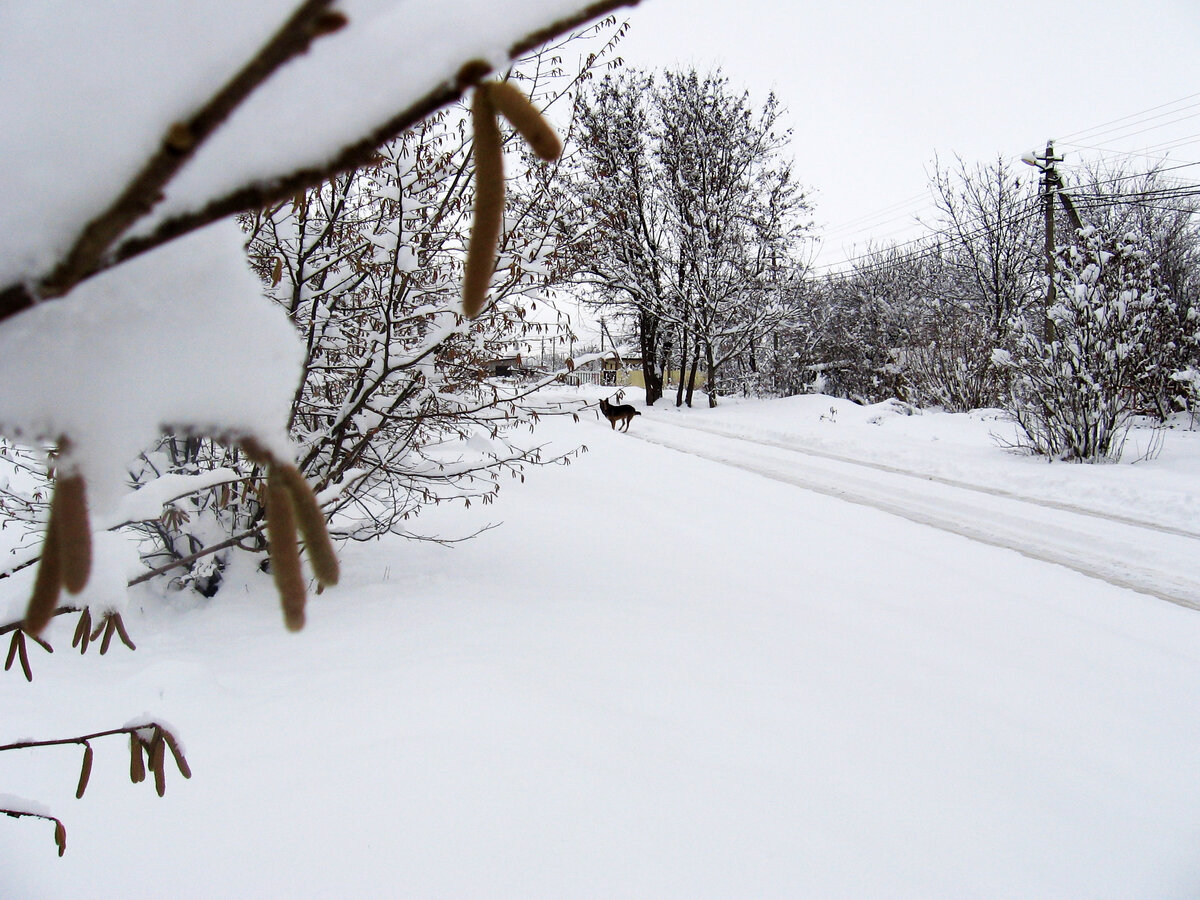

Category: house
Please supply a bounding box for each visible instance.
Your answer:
[485,354,522,377]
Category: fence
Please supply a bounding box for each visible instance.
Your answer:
[561,370,604,386]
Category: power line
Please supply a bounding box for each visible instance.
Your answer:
[812,199,1042,278]
[1058,91,1200,145]
[814,95,1200,276]
[820,191,928,236]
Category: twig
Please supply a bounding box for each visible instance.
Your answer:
[126,526,264,587]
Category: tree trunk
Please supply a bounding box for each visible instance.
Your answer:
[705,339,718,407]
[638,309,663,406]
[685,341,701,407]
[675,325,689,408]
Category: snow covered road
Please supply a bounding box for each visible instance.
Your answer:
[633,415,1200,611]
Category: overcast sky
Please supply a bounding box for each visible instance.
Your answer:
[610,0,1200,270]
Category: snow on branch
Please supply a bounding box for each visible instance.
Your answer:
[0,0,641,321]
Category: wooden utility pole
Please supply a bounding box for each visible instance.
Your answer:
[1042,140,1059,342]
[1024,140,1084,342]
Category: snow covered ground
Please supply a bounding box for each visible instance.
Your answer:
[4,387,1200,898]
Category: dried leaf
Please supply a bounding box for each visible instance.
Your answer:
[26,630,52,653]
[488,81,563,161]
[53,820,66,857]
[462,84,504,319]
[270,256,283,287]
[76,744,93,799]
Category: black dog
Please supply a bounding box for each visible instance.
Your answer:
[598,397,641,432]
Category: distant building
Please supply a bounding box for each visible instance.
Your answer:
[485,354,522,377]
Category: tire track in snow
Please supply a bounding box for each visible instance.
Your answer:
[657,416,1200,542]
[624,419,1200,613]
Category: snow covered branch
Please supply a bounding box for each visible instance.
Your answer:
[0,0,641,323]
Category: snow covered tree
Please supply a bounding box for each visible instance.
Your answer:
[997,226,1170,460]
[1067,164,1200,417]
[565,69,675,404]
[564,67,812,406]
[917,156,1043,409]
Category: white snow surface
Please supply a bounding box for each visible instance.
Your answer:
[3,387,1200,897]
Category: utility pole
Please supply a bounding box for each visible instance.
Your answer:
[1022,140,1084,342]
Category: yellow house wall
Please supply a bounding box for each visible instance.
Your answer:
[613,369,707,389]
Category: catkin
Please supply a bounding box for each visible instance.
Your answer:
[17,634,31,682]
[266,471,307,632]
[72,607,91,650]
[162,729,193,780]
[488,81,563,161]
[55,474,91,594]
[76,744,93,799]
[24,505,62,636]
[150,730,167,797]
[99,616,116,655]
[462,84,505,319]
[53,821,66,857]
[112,613,136,651]
[4,632,17,672]
[276,464,339,587]
[129,734,146,784]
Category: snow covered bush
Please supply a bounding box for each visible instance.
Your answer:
[998,227,1169,461]
[0,0,636,854]
[130,32,622,587]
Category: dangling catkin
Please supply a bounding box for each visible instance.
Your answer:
[16,633,30,682]
[150,730,167,797]
[76,744,94,799]
[55,474,91,594]
[462,84,505,318]
[129,734,146,784]
[99,616,116,655]
[4,632,18,672]
[266,470,307,632]
[24,505,63,635]
[276,463,339,587]
[72,607,92,650]
[162,729,193,780]
[488,81,563,161]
